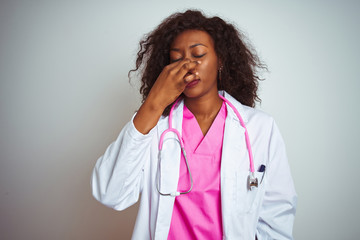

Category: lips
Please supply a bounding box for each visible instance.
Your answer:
[186,79,200,88]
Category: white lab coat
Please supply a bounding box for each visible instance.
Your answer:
[91,91,297,240]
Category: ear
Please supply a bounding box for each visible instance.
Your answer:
[218,59,223,70]
[218,59,223,82]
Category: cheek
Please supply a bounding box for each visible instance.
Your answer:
[199,59,218,79]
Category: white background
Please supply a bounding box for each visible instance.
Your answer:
[1,0,359,239]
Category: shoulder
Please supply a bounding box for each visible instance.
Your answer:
[242,105,275,127]
[221,91,274,126]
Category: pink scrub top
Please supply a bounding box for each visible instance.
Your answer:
[167,101,227,240]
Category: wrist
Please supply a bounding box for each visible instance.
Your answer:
[145,92,168,113]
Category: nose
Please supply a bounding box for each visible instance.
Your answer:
[183,57,197,76]
[184,56,192,62]
[183,50,195,61]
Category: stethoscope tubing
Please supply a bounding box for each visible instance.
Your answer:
[218,94,255,173]
[156,94,256,196]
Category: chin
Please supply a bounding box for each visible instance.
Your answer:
[183,86,218,100]
[183,89,202,99]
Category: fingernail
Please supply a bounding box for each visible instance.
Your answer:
[197,61,201,64]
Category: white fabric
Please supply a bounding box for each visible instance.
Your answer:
[91,91,297,240]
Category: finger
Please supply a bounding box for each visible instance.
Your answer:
[160,59,191,81]
[166,58,191,71]
[184,72,199,83]
[176,60,201,79]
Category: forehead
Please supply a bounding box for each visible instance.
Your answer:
[171,30,214,48]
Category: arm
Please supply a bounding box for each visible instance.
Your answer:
[91,116,156,210]
[256,120,297,240]
[91,59,200,210]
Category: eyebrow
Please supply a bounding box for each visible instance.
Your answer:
[170,43,207,51]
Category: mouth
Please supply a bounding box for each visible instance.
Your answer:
[186,79,200,88]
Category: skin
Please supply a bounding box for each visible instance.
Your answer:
[133,30,223,136]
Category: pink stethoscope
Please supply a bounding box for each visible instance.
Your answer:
[156,94,258,197]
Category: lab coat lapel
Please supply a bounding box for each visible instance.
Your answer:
[220,91,249,174]
[154,100,183,239]
[220,91,249,238]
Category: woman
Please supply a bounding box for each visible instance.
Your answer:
[91,10,297,240]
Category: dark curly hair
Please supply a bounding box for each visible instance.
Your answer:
[129,9,266,116]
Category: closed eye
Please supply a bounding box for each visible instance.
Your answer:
[170,53,206,63]
[193,53,206,58]
[170,58,182,63]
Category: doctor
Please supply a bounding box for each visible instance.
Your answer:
[92,10,297,240]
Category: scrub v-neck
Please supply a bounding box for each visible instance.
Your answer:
[167,101,227,240]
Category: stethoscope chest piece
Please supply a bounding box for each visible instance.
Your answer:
[248,173,258,191]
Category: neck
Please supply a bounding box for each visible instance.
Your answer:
[184,92,223,120]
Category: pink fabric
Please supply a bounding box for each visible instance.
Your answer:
[167,102,227,240]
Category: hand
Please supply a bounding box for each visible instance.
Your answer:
[147,59,201,110]
[133,59,200,134]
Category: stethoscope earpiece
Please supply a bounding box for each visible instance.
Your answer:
[170,192,180,197]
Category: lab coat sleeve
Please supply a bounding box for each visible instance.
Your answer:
[91,114,156,211]
[256,120,297,240]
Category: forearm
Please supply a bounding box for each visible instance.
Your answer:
[133,93,165,134]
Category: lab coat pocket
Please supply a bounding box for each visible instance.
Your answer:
[235,171,265,214]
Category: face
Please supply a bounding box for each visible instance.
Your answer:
[170,30,220,99]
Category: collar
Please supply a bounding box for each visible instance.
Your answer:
[166,90,249,124]
[219,90,249,123]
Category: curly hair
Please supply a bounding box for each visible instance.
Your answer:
[129,9,266,116]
